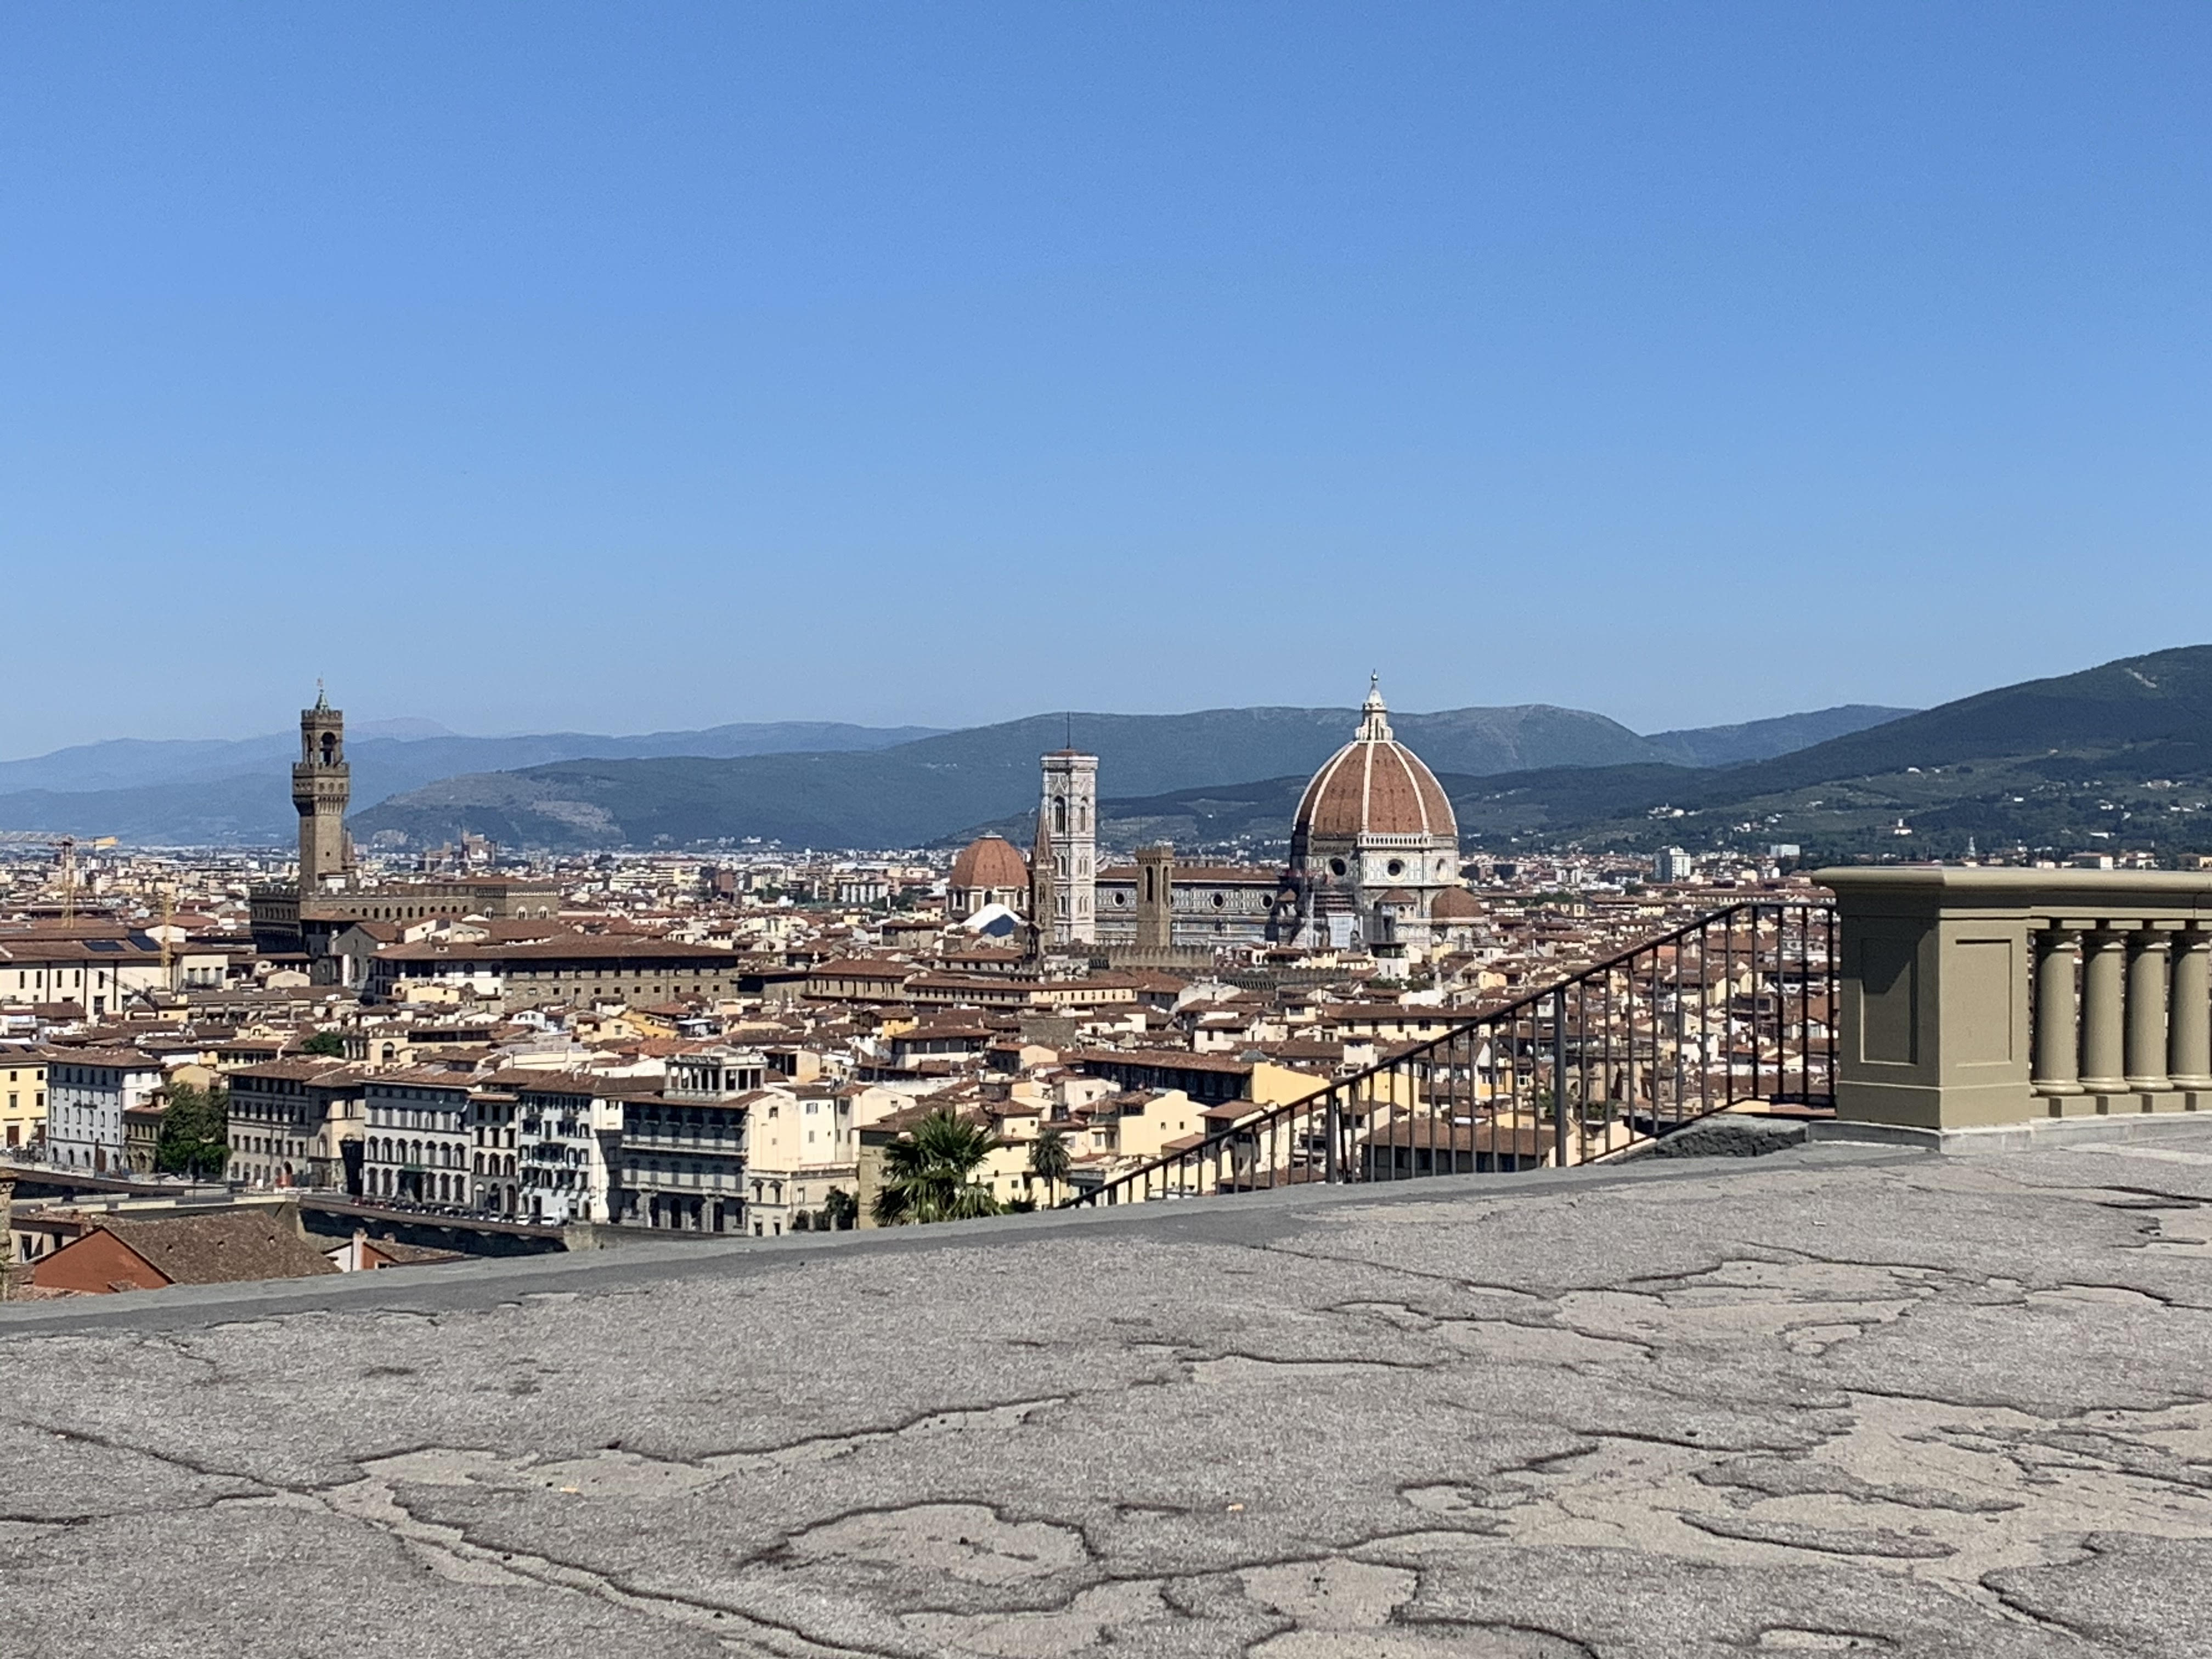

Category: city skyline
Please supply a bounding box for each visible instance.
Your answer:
[7,3,2208,751]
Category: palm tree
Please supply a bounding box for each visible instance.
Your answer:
[1027,1125,1073,1207]
[872,1109,1004,1226]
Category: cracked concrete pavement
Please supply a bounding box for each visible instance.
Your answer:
[7,1128,2212,1656]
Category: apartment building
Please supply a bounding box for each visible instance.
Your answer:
[47,1049,164,1173]
[741,1082,858,1237]
[229,1059,369,1192]
[359,1070,471,1204]
[614,1044,765,1234]
[1,1054,47,1152]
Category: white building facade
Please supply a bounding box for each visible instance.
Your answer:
[512,1073,636,1226]
[361,1072,473,1205]
[45,1049,163,1173]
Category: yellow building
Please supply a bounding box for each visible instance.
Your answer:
[1092,1089,1205,1163]
[1,1056,47,1153]
[742,1084,859,1236]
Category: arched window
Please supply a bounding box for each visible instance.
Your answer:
[1053,795,1066,834]
[319,731,337,765]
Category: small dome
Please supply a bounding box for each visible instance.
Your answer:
[950,836,1029,893]
[1430,885,1481,920]
[1294,681,1457,842]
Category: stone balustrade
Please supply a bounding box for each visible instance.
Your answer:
[1817,867,2212,1142]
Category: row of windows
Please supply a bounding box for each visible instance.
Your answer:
[369,1107,461,1131]
[49,1066,151,1087]
[365,1137,465,1168]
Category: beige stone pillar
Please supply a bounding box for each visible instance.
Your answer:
[2078,928,2128,1096]
[2125,929,2172,1094]
[2031,927,2081,1097]
[2170,930,2212,1093]
[1821,868,2212,1138]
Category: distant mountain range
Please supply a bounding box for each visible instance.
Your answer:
[0,721,941,845]
[338,702,1914,853]
[1062,648,2212,862]
[22,645,2204,861]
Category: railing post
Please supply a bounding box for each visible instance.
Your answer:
[2170,929,2212,1100]
[1552,985,1568,1167]
[2031,926,2081,1098]
[2125,927,2173,1097]
[1324,1091,1341,1184]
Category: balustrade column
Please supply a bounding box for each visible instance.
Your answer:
[2170,930,2212,1093]
[2031,927,2081,1096]
[2078,928,2129,1096]
[2125,928,2172,1093]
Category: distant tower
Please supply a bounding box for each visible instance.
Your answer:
[1040,748,1097,945]
[294,685,354,893]
[1135,843,1175,951]
[1026,810,1057,962]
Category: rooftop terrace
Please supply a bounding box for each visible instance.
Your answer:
[5,1120,2211,1656]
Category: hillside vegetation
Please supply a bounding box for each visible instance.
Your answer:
[1447,647,2212,860]
[349,701,1903,851]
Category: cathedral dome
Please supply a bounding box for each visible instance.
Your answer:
[1293,681,1457,843]
[1430,885,1481,921]
[950,835,1029,893]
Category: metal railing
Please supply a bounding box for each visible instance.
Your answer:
[1069,900,1835,1206]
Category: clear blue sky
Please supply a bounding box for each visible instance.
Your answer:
[4,2,2207,755]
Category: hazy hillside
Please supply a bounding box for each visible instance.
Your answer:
[0,695,1917,849]
[348,704,1645,850]
[1640,705,1916,769]
[0,721,940,842]
[350,701,1903,852]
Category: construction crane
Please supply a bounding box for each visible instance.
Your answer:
[52,835,119,928]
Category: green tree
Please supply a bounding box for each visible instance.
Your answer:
[871,1109,1003,1226]
[299,1029,346,1058]
[1026,1126,1073,1206]
[821,1188,859,1231]
[155,1083,231,1181]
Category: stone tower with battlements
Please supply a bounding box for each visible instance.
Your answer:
[294,687,354,893]
[1039,748,1097,946]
